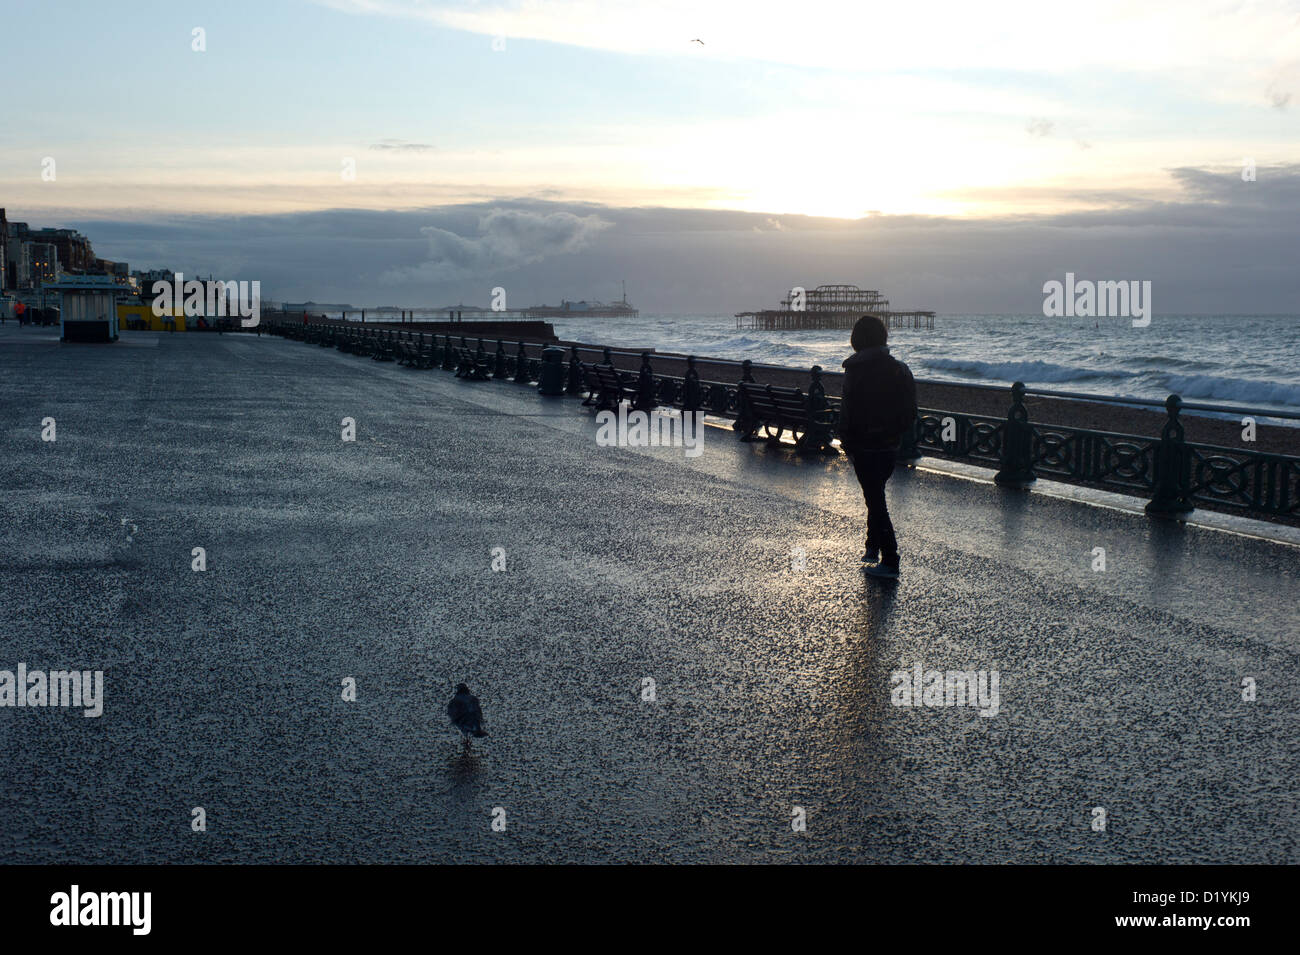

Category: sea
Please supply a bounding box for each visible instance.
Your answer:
[547,313,1300,422]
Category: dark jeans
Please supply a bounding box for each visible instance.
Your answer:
[849,448,898,564]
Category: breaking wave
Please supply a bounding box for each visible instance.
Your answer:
[549,313,1300,416]
[1160,375,1300,408]
[919,357,1120,384]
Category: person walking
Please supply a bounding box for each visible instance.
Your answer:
[837,314,917,580]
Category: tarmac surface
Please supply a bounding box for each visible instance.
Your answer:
[0,324,1296,863]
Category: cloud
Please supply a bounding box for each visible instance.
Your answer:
[1026,117,1054,138]
[369,139,436,152]
[64,164,1300,313]
[317,0,1300,78]
[382,207,612,282]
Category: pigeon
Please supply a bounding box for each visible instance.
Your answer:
[448,683,488,745]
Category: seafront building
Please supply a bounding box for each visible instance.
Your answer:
[0,209,113,291]
[0,208,168,325]
[0,209,272,331]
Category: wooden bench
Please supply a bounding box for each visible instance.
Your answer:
[402,339,436,369]
[441,337,459,371]
[419,338,440,368]
[394,340,419,366]
[455,346,491,380]
[737,381,837,454]
[581,362,637,410]
[407,339,436,368]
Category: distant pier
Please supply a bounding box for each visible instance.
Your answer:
[736,283,936,331]
[737,309,936,331]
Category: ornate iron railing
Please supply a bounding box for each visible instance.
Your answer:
[266,319,1300,521]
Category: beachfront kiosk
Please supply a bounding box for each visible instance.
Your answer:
[47,275,120,343]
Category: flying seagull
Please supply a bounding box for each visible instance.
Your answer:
[691,38,704,45]
[448,683,488,746]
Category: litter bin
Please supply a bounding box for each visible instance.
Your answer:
[537,346,567,396]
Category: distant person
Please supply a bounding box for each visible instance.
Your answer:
[837,314,917,580]
[14,301,25,326]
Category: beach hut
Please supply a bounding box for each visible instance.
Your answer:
[46,275,121,342]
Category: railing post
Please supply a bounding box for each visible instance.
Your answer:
[1146,394,1193,518]
[634,351,657,411]
[800,365,837,454]
[994,381,1036,488]
[602,346,614,365]
[494,339,509,378]
[733,359,757,434]
[566,345,583,395]
[514,341,530,382]
[682,355,702,413]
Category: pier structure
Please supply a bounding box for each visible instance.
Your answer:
[321,305,613,323]
[736,283,935,331]
[317,283,638,323]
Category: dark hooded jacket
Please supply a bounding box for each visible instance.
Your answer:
[837,346,917,451]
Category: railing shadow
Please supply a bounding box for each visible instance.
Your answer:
[825,581,900,769]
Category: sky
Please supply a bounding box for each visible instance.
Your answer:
[1,0,1297,311]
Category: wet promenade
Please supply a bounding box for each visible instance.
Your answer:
[0,325,1295,863]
